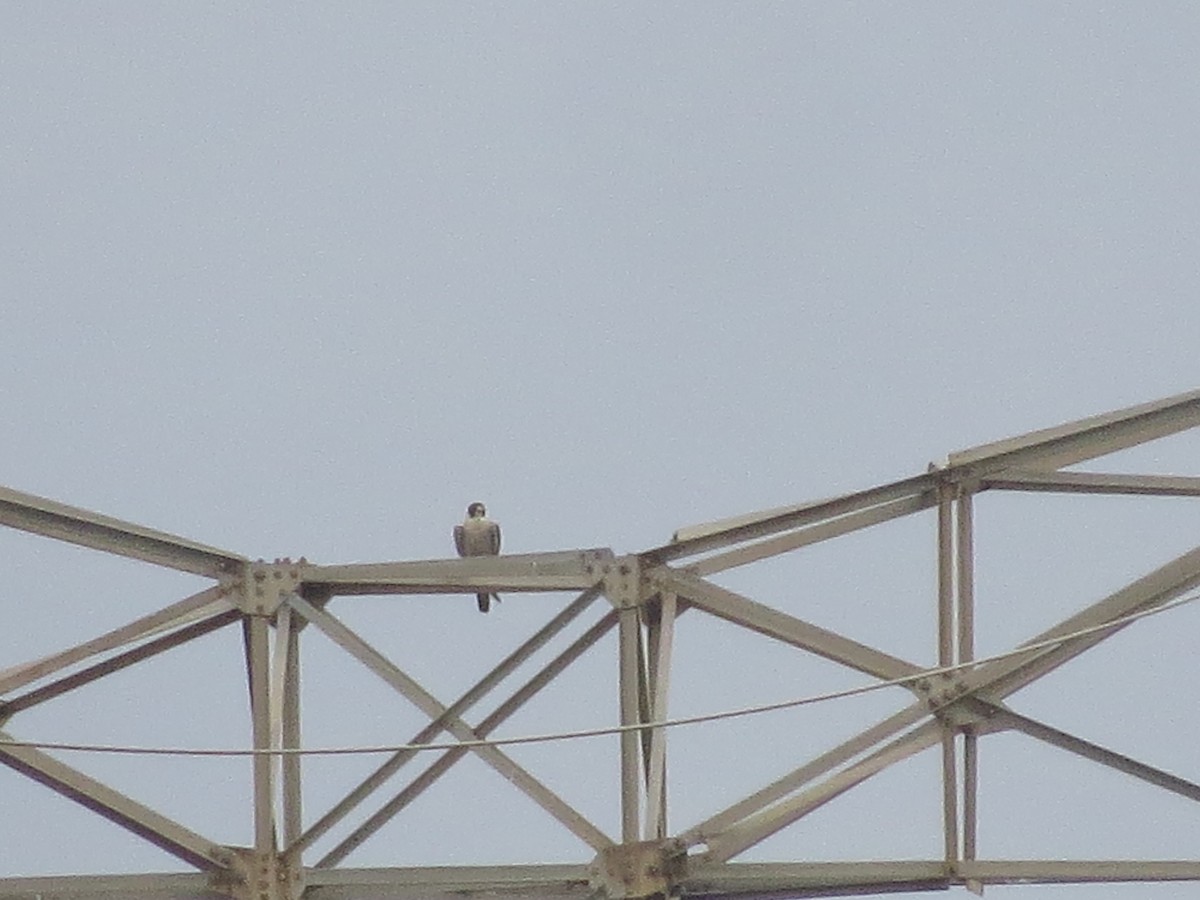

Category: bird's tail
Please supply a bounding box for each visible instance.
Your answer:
[476,593,502,613]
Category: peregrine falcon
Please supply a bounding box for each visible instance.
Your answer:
[453,502,502,612]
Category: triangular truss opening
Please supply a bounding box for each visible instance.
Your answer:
[980,729,1200,860]
[737,742,942,863]
[665,606,915,833]
[711,504,940,670]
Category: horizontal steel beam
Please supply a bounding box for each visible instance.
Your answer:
[685,860,951,895]
[982,469,1200,497]
[0,485,244,578]
[4,859,1198,900]
[301,549,613,595]
[959,860,1200,884]
[683,859,1200,896]
[0,872,224,900]
[305,864,592,898]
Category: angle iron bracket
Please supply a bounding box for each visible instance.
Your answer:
[231,558,306,617]
[590,840,688,899]
[913,673,990,728]
[601,556,644,610]
[213,848,305,900]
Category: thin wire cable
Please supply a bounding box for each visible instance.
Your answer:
[1,587,1196,759]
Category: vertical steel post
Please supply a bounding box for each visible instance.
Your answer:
[281,611,302,851]
[246,615,275,855]
[644,591,676,839]
[637,622,655,786]
[618,602,642,843]
[937,484,959,864]
[956,492,975,670]
[937,484,955,667]
[957,490,979,874]
[269,606,289,817]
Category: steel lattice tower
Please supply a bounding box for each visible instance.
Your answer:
[2,390,1200,899]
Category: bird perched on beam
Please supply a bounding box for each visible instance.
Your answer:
[453,502,502,612]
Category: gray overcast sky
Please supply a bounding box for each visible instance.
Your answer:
[2,4,1200,896]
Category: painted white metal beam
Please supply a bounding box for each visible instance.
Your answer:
[0,608,241,719]
[948,387,1200,473]
[983,469,1200,497]
[244,616,276,854]
[700,720,943,863]
[278,606,303,852]
[305,864,592,898]
[959,860,1200,884]
[678,704,928,850]
[955,491,978,871]
[936,488,958,865]
[655,389,1200,569]
[0,730,234,872]
[661,571,922,684]
[301,549,612,596]
[647,474,935,564]
[0,485,245,578]
[5,859,1199,900]
[0,871,224,900]
[991,706,1200,803]
[617,603,642,842]
[686,493,936,577]
[642,592,676,840]
[684,859,1200,895]
[684,860,952,895]
[966,543,1200,700]
[0,586,231,696]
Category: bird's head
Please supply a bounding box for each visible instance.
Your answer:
[467,502,487,518]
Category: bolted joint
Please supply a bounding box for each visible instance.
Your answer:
[200,845,244,897]
[914,674,967,707]
[215,848,305,900]
[601,556,643,610]
[232,558,307,617]
[590,841,687,899]
[582,548,619,578]
[914,675,987,728]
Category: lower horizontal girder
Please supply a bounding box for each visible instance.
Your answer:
[4,860,1199,900]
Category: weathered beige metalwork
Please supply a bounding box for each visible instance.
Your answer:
[2,389,1200,899]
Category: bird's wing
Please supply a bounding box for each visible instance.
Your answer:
[488,521,501,554]
[453,524,467,557]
